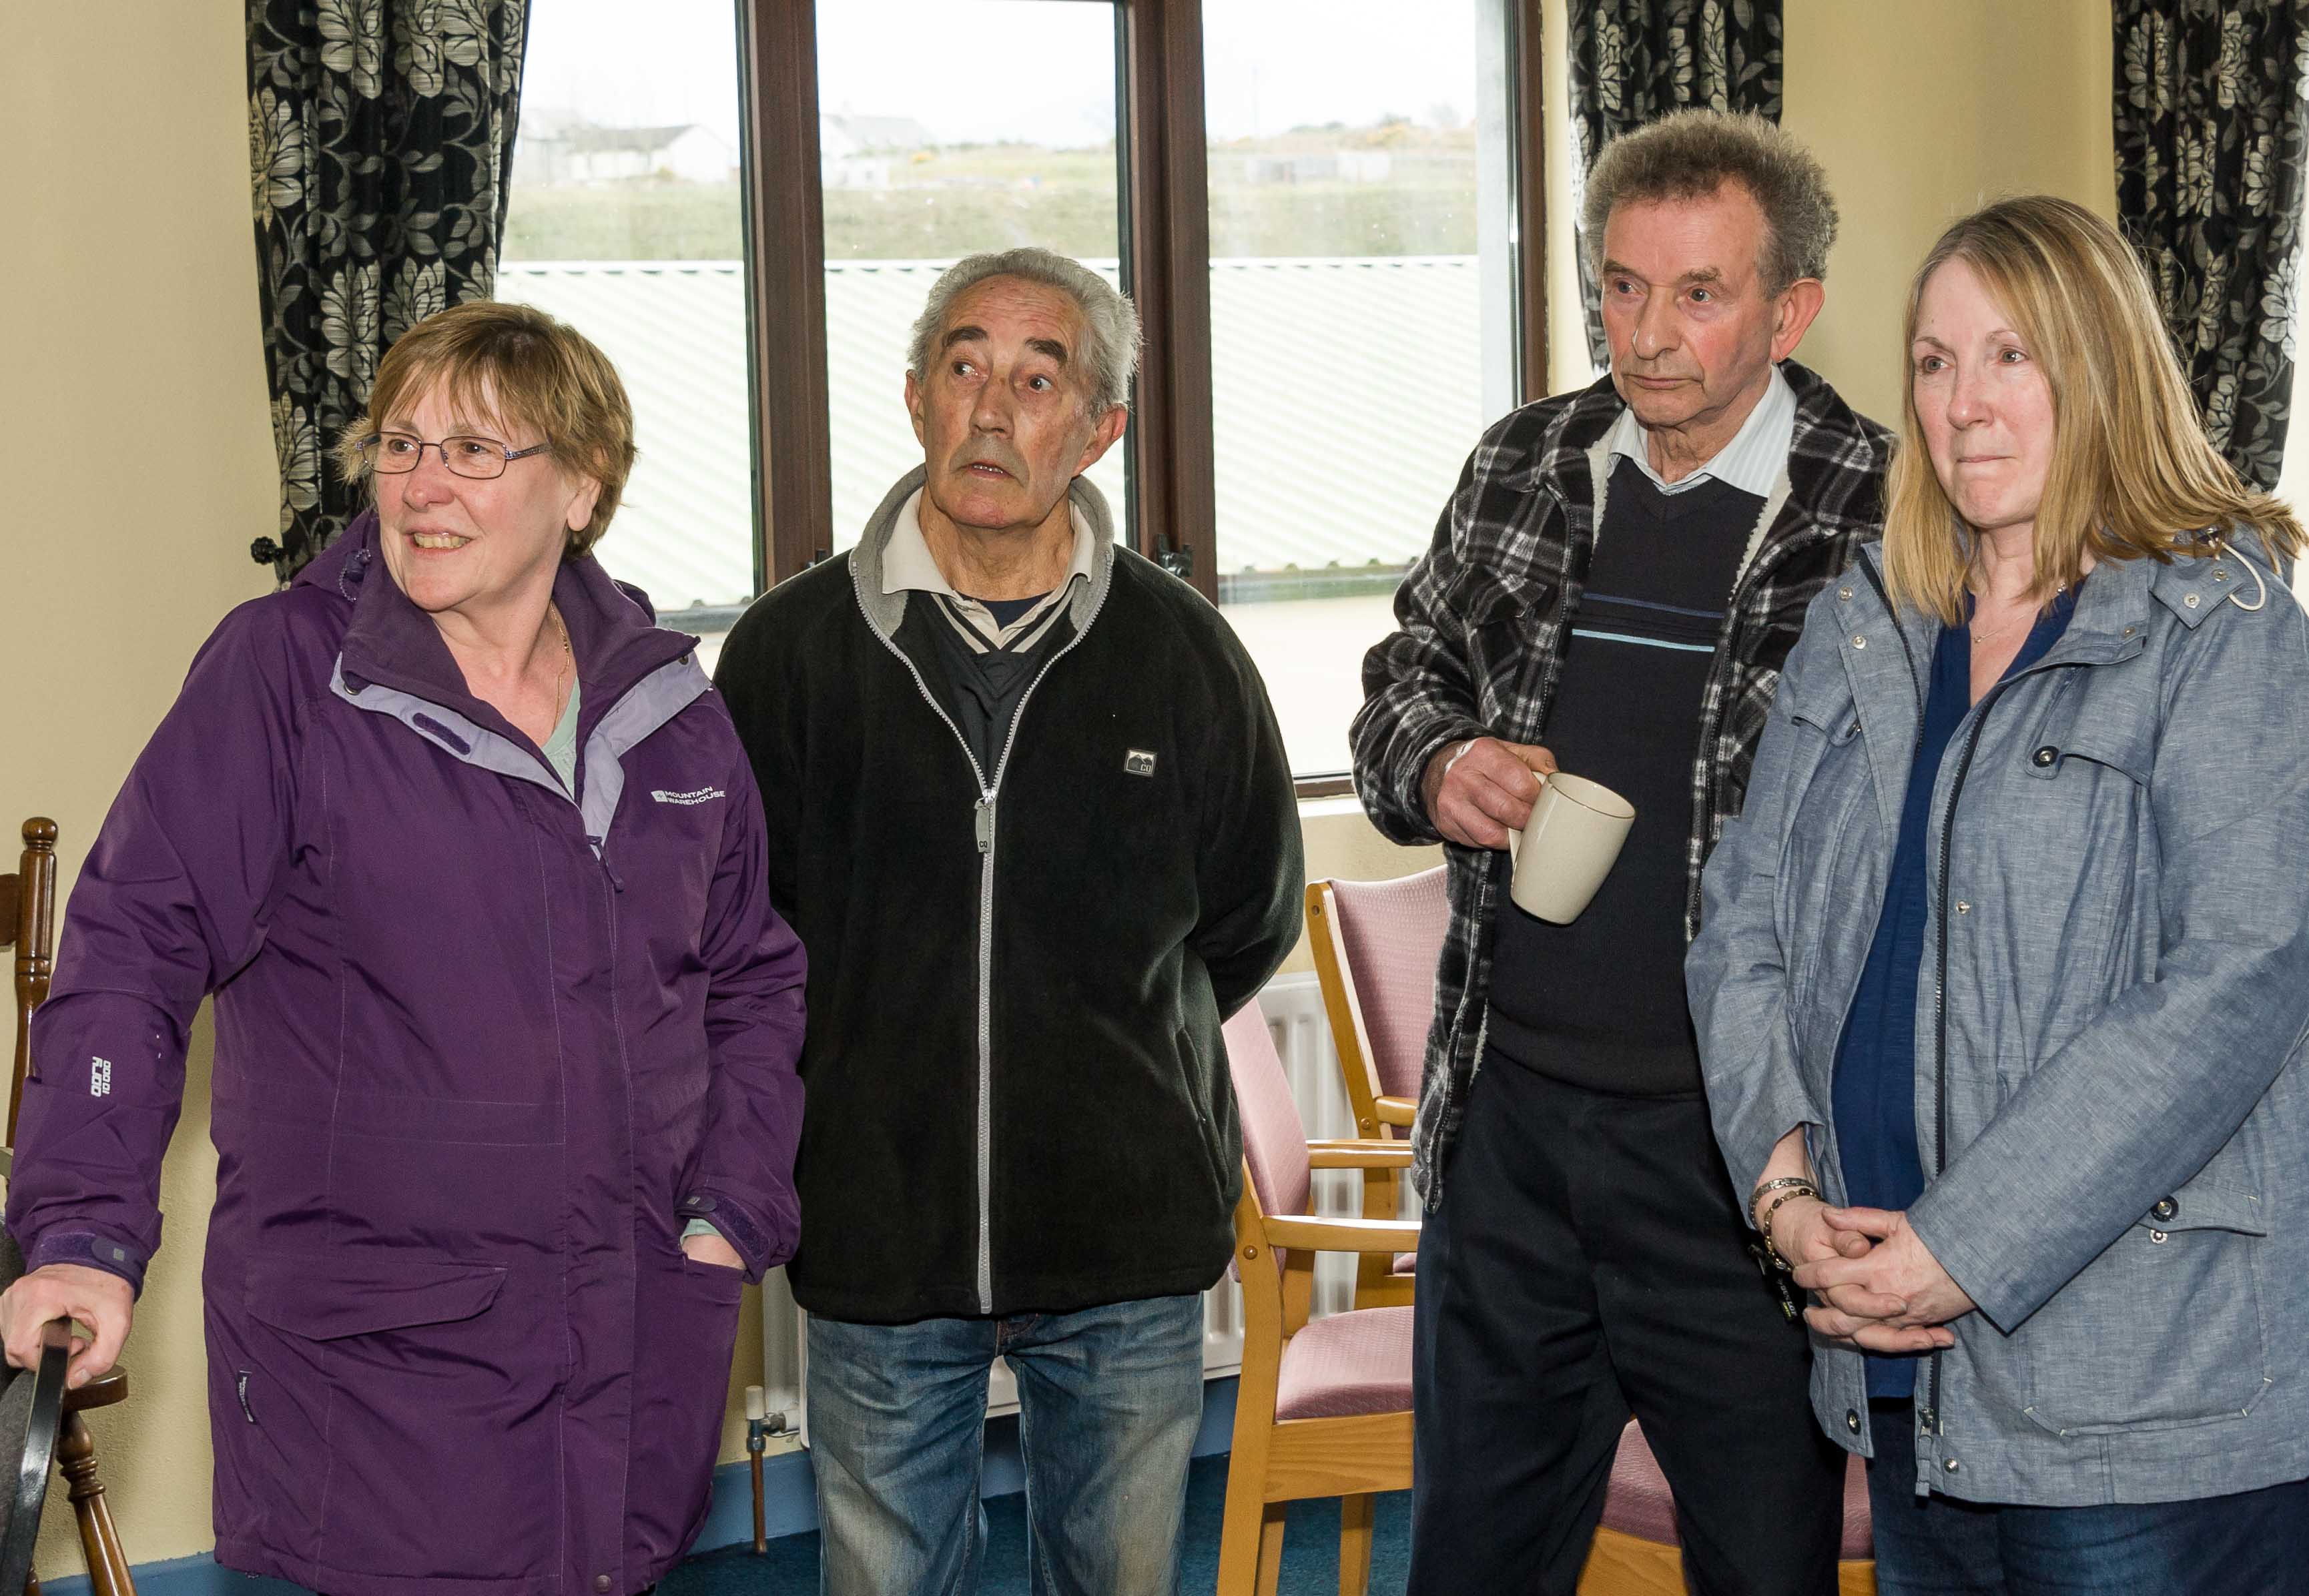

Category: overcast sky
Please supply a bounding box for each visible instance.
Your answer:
[518,1,1479,151]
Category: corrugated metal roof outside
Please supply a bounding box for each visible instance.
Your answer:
[497,257,1484,617]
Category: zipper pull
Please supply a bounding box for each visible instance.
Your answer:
[974,797,994,853]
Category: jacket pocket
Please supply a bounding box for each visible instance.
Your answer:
[246,1252,505,1340]
[1451,571,1556,723]
[1178,1026,1232,1204]
[2017,1182,2270,1438]
[235,1250,558,1578]
[629,1249,747,1561]
[1782,672,1861,745]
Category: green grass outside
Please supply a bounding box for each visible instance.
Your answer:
[502,140,1479,263]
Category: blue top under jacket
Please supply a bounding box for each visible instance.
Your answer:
[1832,582,2079,1398]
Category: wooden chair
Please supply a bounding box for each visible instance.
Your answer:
[1301,868,1881,1592]
[3,820,136,1596]
[1304,867,1447,1309]
[1577,1419,1878,1593]
[1217,998,1417,1596]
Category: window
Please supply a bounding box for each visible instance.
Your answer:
[500,0,754,673]
[509,0,1547,783]
[1203,0,1529,775]
[815,1,1131,554]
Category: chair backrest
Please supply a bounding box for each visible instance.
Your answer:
[3,819,59,1149]
[1221,1000,1309,1226]
[1322,866,1447,1102]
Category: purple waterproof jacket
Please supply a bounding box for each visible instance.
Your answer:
[9,512,805,1595]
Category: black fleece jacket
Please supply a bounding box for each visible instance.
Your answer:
[713,470,1303,1324]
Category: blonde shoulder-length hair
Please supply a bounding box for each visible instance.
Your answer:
[1882,195,2302,623]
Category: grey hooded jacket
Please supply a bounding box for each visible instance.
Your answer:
[1689,534,2309,1507]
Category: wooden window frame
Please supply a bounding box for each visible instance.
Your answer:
[739,0,1549,791]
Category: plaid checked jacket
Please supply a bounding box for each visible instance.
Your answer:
[1349,361,1892,1204]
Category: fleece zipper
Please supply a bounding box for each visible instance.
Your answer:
[850,577,1110,1314]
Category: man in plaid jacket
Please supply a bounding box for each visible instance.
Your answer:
[1352,111,1891,1593]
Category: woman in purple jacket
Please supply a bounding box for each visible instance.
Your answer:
[0,302,806,1595]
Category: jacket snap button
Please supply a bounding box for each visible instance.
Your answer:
[2150,1229,2170,1243]
[2152,1196,2177,1221]
[2214,568,2229,581]
[1955,900,1971,915]
[594,1578,613,1593]
[2033,745,2057,767]
[1845,1409,1861,1433]
[1839,586,1853,601]
[1851,635,1867,649]
[2185,592,2201,609]
[1944,1457,1960,1473]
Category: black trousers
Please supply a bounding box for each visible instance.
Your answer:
[1407,1055,1845,1596]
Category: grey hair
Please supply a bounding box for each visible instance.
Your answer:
[906,248,1141,414]
[1582,109,1839,294]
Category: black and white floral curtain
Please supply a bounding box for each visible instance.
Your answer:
[2114,1,2309,491]
[247,0,532,580]
[1568,1,1784,369]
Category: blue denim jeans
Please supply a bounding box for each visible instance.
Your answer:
[807,1294,1204,1596]
[1865,1401,2309,1595]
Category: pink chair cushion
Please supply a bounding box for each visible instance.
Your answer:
[1598,1421,1678,1545]
[1329,867,1448,1101]
[1275,1306,1414,1421]
[1839,1449,1873,1560]
[1222,1001,1309,1225]
[1600,1421,1874,1561]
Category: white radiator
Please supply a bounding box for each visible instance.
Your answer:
[758,969,1393,1431]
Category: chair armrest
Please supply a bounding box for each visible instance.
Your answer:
[1305,1140,1413,1170]
[1374,1096,1416,1127]
[1259,1214,1421,1255]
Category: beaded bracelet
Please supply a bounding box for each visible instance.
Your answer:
[1756,1184,1820,1272]
[1748,1175,1814,1226]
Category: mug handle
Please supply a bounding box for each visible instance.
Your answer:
[1506,771,1549,861]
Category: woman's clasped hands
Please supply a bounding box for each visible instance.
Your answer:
[1776,1200,1973,1354]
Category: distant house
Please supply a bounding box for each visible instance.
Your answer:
[819,113,938,190]
[521,122,737,185]
[1241,151,1393,185]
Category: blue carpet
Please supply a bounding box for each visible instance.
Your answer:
[661,1454,1410,1594]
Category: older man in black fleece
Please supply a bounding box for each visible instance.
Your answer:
[714,245,1301,1596]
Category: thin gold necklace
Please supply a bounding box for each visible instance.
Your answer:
[1968,580,2065,650]
[549,605,572,722]
[1969,611,2032,649]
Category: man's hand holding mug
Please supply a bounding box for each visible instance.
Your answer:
[1422,737,1557,849]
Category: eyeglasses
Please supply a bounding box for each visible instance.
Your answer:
[360,431,552,480]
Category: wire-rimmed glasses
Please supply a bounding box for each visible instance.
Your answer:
[359,431,552,480]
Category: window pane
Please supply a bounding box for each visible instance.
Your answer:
[499,0,751,673]
[816,0,1130,554]
[1205,0,1522,776]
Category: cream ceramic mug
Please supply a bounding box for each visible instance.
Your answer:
[1506,772,1636,923]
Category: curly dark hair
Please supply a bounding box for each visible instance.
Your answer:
[1582,109,1839,293]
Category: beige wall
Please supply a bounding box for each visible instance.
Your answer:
[1545,0,2117,414]
[3,0,2112,1577]
[1,0,275,1571]
[1782,0,2118,422]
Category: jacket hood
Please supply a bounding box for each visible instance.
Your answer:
[847,466,1118,643]
[301,510,699,754]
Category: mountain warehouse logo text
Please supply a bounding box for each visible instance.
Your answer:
[651,787,727,805]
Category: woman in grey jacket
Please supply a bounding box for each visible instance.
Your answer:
[1689,195,2309,1594]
